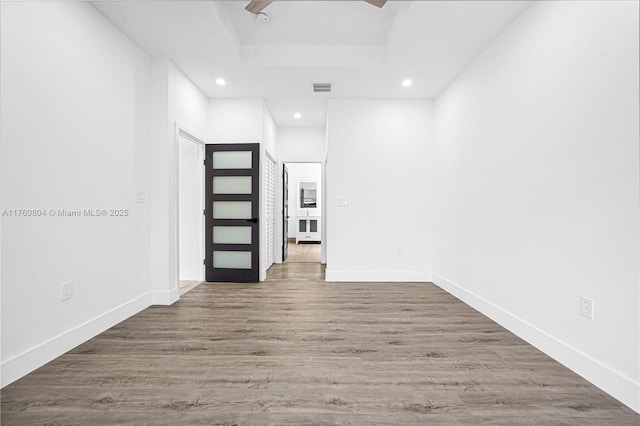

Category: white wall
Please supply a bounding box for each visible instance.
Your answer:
[277,127,327,163]
[0,3,210,387]
[149,59,208,304]
[169,63,209,136]
[207,99,278,280]
[433,0,639,412]
[0,2,151,386]
[207,98,264,143]
[285,163,322,238]
[168,63,208,287]
[178,135,204,281]
[262,104,278,158]
[148,60,170,303]
[326,99,434,282]
[275,126,327,263]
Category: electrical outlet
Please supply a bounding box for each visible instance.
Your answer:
[580,296,593,319]
[396,249,403,257]
[61,282,73,301]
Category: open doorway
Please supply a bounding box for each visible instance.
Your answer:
[177,129,205,295]
[283,162,322,263]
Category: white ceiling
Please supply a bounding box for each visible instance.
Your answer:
[225,1,400,45]
[93,1,531,127]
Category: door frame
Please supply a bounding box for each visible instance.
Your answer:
[282,163,289,262]
[276,161,326,265]
[205,143,260,282]
[174,123,206,292]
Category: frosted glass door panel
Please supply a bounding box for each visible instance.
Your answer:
[206,143,259,282]
[213,201,252,219]
[213,226,252,244]
[213,151,252,169]
[299,220,306,232]
[310,220,318,233]
[214,251,252,269]
[213,176,252,194]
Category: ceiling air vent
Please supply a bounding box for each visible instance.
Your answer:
[312,83,331,93]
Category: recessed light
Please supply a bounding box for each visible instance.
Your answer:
[216,78,226,86]
[294,112,302,119]
[402,79,412,87]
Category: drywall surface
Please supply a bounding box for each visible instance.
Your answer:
[207,98,278,280]
[277,127,327,163]
[169,62,209,135]
[275,126,327,263]
[433,0,639,412]
[326,99,434,282]
[149,59,208,304]
[207,98,264,143]
[178,135,204,281]
[0,2,151,386]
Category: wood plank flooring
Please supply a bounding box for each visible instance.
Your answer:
[285,240,321,263]
[179,280,203,296]
[2,263,638,425]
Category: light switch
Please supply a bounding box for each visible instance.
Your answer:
[338,197,347,206]
[136,192,145,203]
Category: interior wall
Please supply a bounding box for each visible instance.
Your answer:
[178,135,204,281]
[149,59,208,304]
[207,98,278,280]
[325,99,434,282]
[277,127,327,163]
[285,163,322,239]
[0,2,152,386]
[433,0,639,411]
[262,104,278,158]
[275,126,327,263]
[169,63,209,135]
[207,98,265,143]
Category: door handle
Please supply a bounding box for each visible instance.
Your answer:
[246,218,258,223]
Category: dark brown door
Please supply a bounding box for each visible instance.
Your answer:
[205,143,259,282]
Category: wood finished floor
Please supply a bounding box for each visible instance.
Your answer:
[179,280,204,296]
[2,263,638,425]
[285,240,321,263]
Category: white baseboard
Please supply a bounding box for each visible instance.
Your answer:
[325,269,431,282]
[432,272,640,414]
[1,292,152,388]
[151,287,179,305]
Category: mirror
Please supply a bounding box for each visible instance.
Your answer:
[299,182,317,208]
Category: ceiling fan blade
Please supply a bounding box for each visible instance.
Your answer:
[364,0,387,7]
[245,0,274,14]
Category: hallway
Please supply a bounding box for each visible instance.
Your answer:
[284,241,322,264]
[2,264,637,424]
